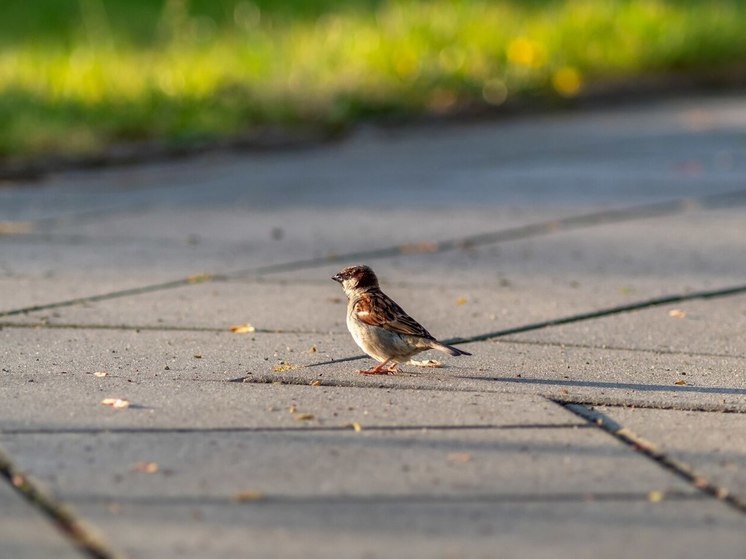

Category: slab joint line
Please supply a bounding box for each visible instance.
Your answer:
[0,446,119,559]
[559,402,746,515]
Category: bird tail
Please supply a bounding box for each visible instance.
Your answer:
[430,341,471,357]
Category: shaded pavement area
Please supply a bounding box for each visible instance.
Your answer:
[1,94,745,558]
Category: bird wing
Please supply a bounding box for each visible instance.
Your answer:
[353,292,434,339]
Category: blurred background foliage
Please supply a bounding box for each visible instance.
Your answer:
[2,0,746,160]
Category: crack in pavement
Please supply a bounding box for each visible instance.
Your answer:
[560,402,746,515]
[3,188,746,319]
[0,445,119,559]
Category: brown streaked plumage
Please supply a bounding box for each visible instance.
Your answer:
[331,265,471,375]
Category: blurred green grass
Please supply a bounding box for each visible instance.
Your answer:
[2,0,746,160]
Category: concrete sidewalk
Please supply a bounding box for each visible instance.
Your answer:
[1,94,745,558]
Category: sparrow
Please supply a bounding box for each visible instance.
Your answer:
[332,265,471,375]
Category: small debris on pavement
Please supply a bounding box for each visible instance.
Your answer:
[233,490,265,503]
[94,371,108,378]
[186,274,212,284]
[668,309,687,318]
[647,490,665,503]
[399,241,438,254]
[409,359,443,368]
[131,462,159,474]
[447,452,473,463]
[101,398,130,409]
[230,323,256,334]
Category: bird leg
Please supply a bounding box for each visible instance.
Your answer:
[359,359,398,375]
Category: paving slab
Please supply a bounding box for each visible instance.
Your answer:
[284,206,746,286]
[0,375,579,432]
[68,499,745,559]
[0,276,175,314]
[8,200,742,294]
[2,327,744,411]
[5,206,745,337]
[0,479,83,559]
[0,425,694,499]
[1,422,719,559]
[0,278,657,339]
[2,422,740,558]
[597,406,746,501]
[509,294,746,357]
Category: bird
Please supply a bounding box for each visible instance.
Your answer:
[331,265,471,375]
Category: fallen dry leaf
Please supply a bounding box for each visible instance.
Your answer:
[293,413,315,421]
[233,490,265,503]
[674,379,687,386]
[101,398,130,409]
[310,380,322,387]
[447,452,473,464]
[350,422,363,432]
[193,354,203,359]
[186,273,213,284]
[0,221,34,235]
[131,462,159,474]
[399,241,439,254]
[455,296,468,306]
[668,309,687,319]
[647,490,665,503]
[93,371,108,378]
[230,323,256,334]
[308,345,317,353]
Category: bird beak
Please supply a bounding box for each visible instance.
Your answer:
[331,273,343,283]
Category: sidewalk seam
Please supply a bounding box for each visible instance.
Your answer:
[0,445,119,559]
[558,402,746,515]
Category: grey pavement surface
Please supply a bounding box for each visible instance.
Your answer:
[1,94,745,558]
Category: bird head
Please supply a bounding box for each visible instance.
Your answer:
[332,265,379,294]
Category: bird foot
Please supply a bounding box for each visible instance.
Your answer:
[358,369,396,375]
[358,363,400,375]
